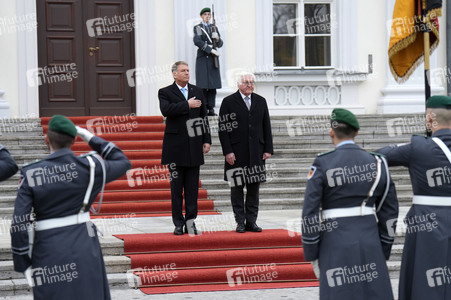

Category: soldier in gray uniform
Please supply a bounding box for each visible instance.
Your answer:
[302,108,398,300]
[10,115,131,300]
[377,95,451,300]
[0,143,18,181]
[193,7,223,116]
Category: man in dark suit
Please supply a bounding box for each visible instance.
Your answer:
[11,115,131,300]
[159,61,211,235]
[218,72,273,233]
[193,7,223,116]
[0,144,18,181]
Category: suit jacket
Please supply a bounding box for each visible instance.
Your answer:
[218,91,273,182]
[193,23,223,89]
[159,82,211,167]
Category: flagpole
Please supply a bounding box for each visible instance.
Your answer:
[422,0,431,105]
[422,0,432,136]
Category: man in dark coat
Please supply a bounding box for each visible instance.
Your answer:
[0,143,18,181]
[159,61,211,235]
[302,109,398,300]
[377,95,451,300]
[193,7,223,116]
[10,115,131,300]
[218,72,273,233]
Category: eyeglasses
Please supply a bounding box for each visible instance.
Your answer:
[242,81,255,86]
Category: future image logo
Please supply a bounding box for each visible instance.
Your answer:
[426,167,451,187]
[226,168,245,187]
[326,263,378,288]
[186,117,207,137]
[226,264,278,287]
[426,267,451,287]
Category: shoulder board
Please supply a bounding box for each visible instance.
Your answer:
[368,151,385,158]
[317,150,335,157]
[23,159,43,168]
[412,134,427,138]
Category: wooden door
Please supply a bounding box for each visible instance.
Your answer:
[36,0,135,116]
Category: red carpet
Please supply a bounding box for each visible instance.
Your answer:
[115,229,319,294]
[40,116,217,218]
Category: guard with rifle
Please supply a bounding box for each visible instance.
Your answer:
[193,6,223,116]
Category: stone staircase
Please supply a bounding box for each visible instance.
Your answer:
[0,114,422,296]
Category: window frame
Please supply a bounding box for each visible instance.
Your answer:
[273,0,337,70]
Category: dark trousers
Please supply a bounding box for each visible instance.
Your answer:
[230,182,260,225]
[202,89,217,110]
[169,165,200,226]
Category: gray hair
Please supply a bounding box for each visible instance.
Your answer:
[171,61,188,73]
[236,72,255,84]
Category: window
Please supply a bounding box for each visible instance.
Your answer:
[273,0,335,69]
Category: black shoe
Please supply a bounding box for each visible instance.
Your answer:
[173,226,184,235]
[207,110,217,116]
[236,224,246,233]
[246,223,262,232]
[185,220,201,235]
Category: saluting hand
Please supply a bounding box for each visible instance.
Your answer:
[76,126,94,143]
[226,153,235,166]
[188,97,201,108]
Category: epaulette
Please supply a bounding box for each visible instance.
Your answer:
[412,133,427,138]
[317,149,335,157]
[23,159,43,168]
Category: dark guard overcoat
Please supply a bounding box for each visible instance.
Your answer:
[218,91,273,183]
[302,143,399,300]
[378,129,451,300]
[193,23,223,89]
[11,136,131,300]
[159,82,211,167]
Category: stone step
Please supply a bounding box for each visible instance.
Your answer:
[0,236,124,261]
[0,272,131,297]
[210,190,414,206]
[0,255,130,281]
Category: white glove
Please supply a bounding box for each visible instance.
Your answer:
[24,266,33,287]
[76,126,95,143]
[312,260,320,279]
[211,32,219,40]
[211,49,220,57]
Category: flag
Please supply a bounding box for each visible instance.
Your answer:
[388,0,442,83]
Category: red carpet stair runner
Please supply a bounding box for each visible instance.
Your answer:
[115,229,318,294]
[40,116,218,218]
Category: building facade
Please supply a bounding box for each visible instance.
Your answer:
[0,0,448,118]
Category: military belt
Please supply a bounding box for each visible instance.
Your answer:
[322,206,374,219]
[413,195,451,206]
[35,212,90,231]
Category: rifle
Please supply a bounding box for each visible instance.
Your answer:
[211,4,219,69]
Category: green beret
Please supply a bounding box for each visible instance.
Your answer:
[426,95,451,109]
[200,7,211,15]
[331,108,360,130]
[48,115,77,138]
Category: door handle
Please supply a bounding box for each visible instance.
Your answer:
[89,47,100,56]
